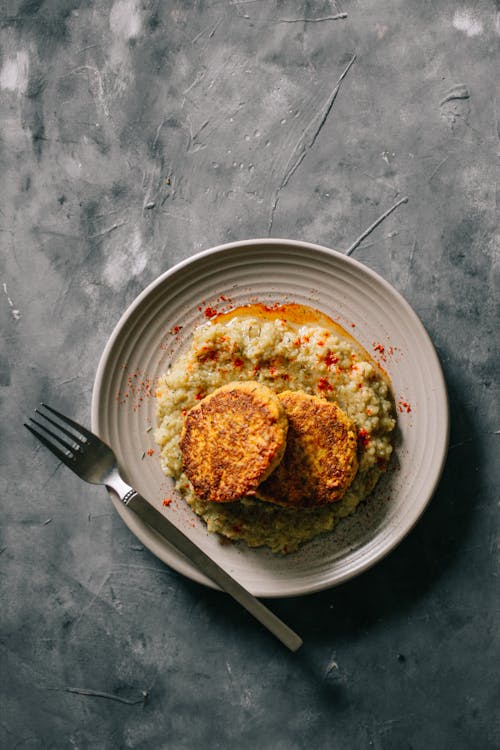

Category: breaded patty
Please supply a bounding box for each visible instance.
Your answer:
[256,390,358,508]
[180,381,288,503]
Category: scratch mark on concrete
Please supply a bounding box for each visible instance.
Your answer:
[440,84,470,106]
[344,195,408,256]
[268,55,356,233]
[324,657,339,677]
[494,97,499,142]
[2,282,21,320]
[59,66,110,118]
[277,14,347,23]
[225,661,234,685]
[404,236,417,290]
[41,462,62,491]
[73,572,111,628]
[89,221,127,240]
[183,69,206,95]
[94,208,123,220]
[151,118,165,154]
[112,563,172,574]
[161,211,191,223]
[58,686,149,705]
[186,116,210,153]
[428,154,451,181]
[192,119,210,140]
[192,18,222,43]
[77,44,99,54]
[58,375,83,386]
[449,438,474,450]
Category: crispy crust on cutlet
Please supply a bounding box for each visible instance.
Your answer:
[180,381,288,503]
[256,390,358,508]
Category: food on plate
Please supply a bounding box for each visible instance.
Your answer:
[155,303,396,554]
[255,390,358,508]
[180,381,288,503]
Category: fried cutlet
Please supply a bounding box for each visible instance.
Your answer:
[180,381,288,503]
[256,390,358,508]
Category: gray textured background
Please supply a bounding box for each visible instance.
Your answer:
[1,1,499,748]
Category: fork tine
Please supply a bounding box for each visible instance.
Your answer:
[24,421,75,468]
[35,408,87,447]
[28,417,79,456]
[39,403,95,442]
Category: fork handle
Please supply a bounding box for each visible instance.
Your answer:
[119,490,302,652]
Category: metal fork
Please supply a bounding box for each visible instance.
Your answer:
[24,404,302,651]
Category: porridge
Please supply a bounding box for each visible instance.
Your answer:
[155,303,396,554]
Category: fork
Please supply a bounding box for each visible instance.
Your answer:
[24,404,302,651]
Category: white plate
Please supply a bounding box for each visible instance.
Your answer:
[91,239,449,598]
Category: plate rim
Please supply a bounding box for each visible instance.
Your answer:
[91,237,450,597]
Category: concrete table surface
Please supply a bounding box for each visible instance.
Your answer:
[1,1,498,748]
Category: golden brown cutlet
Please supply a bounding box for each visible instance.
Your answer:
[256,390,358,508]
[180,381,288,503]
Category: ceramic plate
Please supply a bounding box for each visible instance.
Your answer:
[91,239,449,597]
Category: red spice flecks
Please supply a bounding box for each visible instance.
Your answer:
[324,351,339,367]
[317,377,334,393]
[204,306,218,319]
[171,325,182,335]
[199,347,218,362]
[146,448,154,456]
[162,498,172,507]
[195,391,205,400]
[117,366,157,409]
[398,399,412,413]
[358,428,371,449]
[181,408,187,416]
[261,302,282,312]
[233,357,244,367]
[376,457,388,471]
[373,342,387,361]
